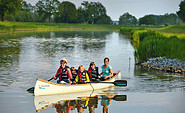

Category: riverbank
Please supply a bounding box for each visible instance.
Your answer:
[0,22,123,34]
[120,25,185,74]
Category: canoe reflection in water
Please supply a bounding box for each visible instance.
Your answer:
[35,89,127,113]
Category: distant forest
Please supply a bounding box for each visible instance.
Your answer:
[0,0,184,26]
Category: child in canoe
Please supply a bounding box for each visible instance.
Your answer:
[75,65,90,84]
[70,67,77,84]
[88,62,101,82]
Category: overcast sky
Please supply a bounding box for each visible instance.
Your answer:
[25,0,182,20]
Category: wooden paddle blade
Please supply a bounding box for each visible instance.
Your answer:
[27,87,34,93]
[113,80,127,86]
[113,95,127,101]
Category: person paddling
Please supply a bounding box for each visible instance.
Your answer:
[100,57,113,81]
[53,58,72,85]
[75,65,90,84]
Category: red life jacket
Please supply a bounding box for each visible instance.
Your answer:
[88,67,99,81]
[77,71,87,83]
[58,66,70,83]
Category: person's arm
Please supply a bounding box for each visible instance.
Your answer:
[53,68,61,80]
[109,69,113,77]
[67,68,72,79]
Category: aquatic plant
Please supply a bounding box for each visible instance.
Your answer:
[120,26,185,62]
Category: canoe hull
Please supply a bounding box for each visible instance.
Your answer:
[34,71,121,96]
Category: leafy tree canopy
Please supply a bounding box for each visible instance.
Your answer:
[119,12,138,25]
[54,1,77,23]
[139,15,155,25]
[35,0,60,22]
[177,0,185,22]
[0,0,22,21]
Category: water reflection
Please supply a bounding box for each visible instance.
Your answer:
[34,89,127,113]
[0,34,21,90]
[132,66,185,93]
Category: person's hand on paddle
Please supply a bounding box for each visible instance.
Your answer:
[53,76,57,80]
[104,76,109,79]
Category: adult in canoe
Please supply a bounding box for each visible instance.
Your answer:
[53,58,72,85]
[100,57,113,81]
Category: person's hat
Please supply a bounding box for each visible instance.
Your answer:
[60,58,67,64]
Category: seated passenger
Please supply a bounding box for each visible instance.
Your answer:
[70,67,77,84]
[53,58,72,85]
[75,65,90,84]
[88,62,101,82]
[99,57,113,81]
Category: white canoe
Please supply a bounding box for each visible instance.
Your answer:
[34,70,121,96]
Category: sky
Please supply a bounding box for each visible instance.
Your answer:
[25,0,182,21]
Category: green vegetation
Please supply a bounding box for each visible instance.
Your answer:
[54,1,77,23]
[0,22,124,33]
[1,0,112,24]
[119,12,137,25]
[36,0,59,22]
[177,0,185,22]
[77,1,112,24]
[120,25,185,62]
[139,15,155,25]
[0,0,22,21]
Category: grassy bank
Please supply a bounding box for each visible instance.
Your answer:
[120,25,185,62]
[0,22,123,33]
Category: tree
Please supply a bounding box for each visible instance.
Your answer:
[54,1,77,23]
[95,14,112,24]
[139,15,155,25]
[0,0,22,21]
[177,0,185,22]
[35,0,60,22]
[119,12,138,25]
[21,0,34,12]
[77,1,107,24]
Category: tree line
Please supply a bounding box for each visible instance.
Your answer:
[0,0,185,26]
[0,0,112,24]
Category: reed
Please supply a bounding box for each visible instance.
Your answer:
[120,25,185,62]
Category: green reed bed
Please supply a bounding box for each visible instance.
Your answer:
[120,26,185,62]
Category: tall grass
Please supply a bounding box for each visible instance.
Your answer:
[120,26,185,62]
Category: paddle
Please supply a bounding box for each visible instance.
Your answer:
[112,95,127,101]
[89,95,127,101]
[88,80,127,86]
[27,73,61,92]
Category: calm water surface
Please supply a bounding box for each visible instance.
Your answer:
[0,31,185,113]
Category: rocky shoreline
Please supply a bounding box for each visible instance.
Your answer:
[140,57,185,74]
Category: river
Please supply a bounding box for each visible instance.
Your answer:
[0,31,185,113]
